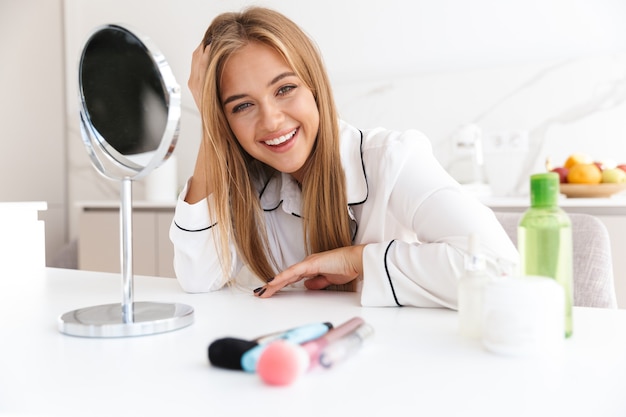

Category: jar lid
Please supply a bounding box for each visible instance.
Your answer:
[482,276,565,356]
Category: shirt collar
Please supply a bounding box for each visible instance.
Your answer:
[259,120,368,216]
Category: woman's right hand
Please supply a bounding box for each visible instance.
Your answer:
[188,42,211,112]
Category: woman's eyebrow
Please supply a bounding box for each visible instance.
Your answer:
[268,72,296,87]
[222,72,297,106]
[223,93,247,106]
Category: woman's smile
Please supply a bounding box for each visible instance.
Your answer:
[260,128,300,155]
[262,128,298,147]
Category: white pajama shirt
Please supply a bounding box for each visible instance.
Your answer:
[169,121,519,308]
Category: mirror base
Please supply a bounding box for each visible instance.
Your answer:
[58,301,194,338]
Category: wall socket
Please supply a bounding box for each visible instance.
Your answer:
[451,123,483,156]
[483,130,529,153]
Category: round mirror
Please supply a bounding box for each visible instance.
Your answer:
[59,24,193,338]
[78,24,180,180]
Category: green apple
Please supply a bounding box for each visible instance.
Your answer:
[601,167,626,183]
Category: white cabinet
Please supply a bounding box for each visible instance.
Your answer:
[78,202,175,278]
[483,196,626,309]
[0,202,47,269]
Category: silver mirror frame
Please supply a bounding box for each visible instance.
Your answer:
[59,24,193,338]
[77,24,181,181]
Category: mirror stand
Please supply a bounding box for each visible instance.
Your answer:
[59,177,194,338]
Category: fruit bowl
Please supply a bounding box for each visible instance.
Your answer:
[559,183,626,198]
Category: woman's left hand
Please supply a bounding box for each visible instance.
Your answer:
[254,245,366,298]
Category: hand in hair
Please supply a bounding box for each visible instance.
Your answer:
[188,41,211,111]
[184,41,213,205]
[254,245,366,298]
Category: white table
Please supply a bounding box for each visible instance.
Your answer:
[1,267,626,417]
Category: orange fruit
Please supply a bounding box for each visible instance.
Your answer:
[566,163,602,184]
[564,152,592,169]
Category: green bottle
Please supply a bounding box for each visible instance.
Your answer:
[518,172,573,338]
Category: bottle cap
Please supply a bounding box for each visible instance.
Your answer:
[530,172,559,207]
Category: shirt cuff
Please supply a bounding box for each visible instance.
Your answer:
[360,241,400,307]
[173,179,213,231]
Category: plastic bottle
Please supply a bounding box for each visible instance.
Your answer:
[458,233,490,339]
[518,172,573,338]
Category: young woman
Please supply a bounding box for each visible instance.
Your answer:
[170,6,518,308]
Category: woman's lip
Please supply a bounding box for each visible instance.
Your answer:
[261,128,298,147]
[261,128,298,145]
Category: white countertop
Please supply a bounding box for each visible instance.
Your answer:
[1,267,626,416]
[480,195,626,215]
[482,195,626,207]
[75,195,626,213]
[76,200,176,210]
[0,200,47,219]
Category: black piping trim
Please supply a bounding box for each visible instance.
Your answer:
[259,171,282,212]
[348,129,369,207]
[262,200,283,212]
[350,219,358,242]
[173,220,216,232]
[259,174,272,196]
[384,240,403,307]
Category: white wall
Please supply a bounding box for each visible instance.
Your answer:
[5,0,626,257]
[0,0,66,264]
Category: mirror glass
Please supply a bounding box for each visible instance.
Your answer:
[78,24,180,179]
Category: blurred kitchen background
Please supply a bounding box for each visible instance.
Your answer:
[2,0,626,267]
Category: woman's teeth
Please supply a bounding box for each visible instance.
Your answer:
[264,129,296,146]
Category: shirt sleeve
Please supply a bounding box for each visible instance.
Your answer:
[359,130,519,308]
[169,180,241,293]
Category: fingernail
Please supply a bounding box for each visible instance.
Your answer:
[267,277,274,282]
[257,287,267,296]
[253,287,263,294]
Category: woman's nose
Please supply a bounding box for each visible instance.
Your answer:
[258,101,283,131]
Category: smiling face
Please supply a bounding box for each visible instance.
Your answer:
[219,41,319,183]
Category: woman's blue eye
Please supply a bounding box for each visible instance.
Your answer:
[232,102,251,113]
[277,85,296,96]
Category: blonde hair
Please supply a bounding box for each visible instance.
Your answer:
[200,7,355,291]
